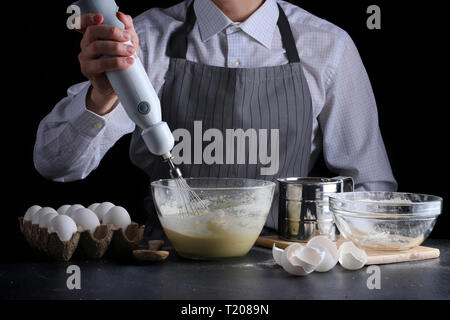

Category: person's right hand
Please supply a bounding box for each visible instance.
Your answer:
[75,12,140,115]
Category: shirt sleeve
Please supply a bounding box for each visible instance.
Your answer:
[319,33,397,191]
[33,81,135,182]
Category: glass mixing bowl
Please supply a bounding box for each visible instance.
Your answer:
[329,192,442,251]
[151,178,275,259]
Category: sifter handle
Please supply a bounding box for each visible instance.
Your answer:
[334,176,355,192]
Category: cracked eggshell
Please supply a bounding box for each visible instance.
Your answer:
[32,207,57,225]
[133,249,169,262]
[24,205,42,222]
[338,241,367,270]
[94,202,115,222]
[306,236,339,272]
[57,204,71,215]
[280,243,325,276]
[49,215,78,242]
[103,206,131,230]
[39,211,59,228]
[72,208,100,233]
[272,244,284,265]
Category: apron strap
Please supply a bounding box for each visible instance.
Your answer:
[168,1,301,63]
[168,3,197,59]
[276,3,300,63]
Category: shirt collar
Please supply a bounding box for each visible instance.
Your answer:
[194,0,279,49]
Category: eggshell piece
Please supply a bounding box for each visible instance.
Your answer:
[71,208,100,233]
[293,246,325,273]
[272,244,284,265]
[133,250,169,262]
[103,206,131,230]
[66,204,85,218]
[280,243,324,276]
[307,236,339,272]
[49,215,78,242]
[338,241,367,270]
[148,240,165,251]
[39,211,59,228]
[32,207,57,225]
[57,204,71,215]
[94,202,115,222]
[24,205,41,222]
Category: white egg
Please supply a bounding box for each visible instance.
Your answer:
[39,211,58,228]
[306,236,339,272]
[65,204,85,218]
[24,205,42,222]
[88,203,101,212]
[280,243,324,276]
[338,241,367,270]
[32,207,57,225]
[272,244,284,265]
[57,204,71,215]
[71,208,100,233]
[103,206,131,230]
[49,215,78,241]
[94,202,115,222]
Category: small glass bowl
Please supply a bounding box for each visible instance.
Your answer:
[329,192,442,251]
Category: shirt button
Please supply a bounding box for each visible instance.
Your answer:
[229,26,239,33]
[92,122,104,130]
[231,59,240,67]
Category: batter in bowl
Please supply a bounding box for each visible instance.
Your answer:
[159,202,269,259]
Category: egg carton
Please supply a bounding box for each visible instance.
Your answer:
[18,217,145,261]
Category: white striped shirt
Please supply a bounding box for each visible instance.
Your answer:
[34,0,397,191]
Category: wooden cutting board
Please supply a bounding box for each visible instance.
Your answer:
[256,236,440,265]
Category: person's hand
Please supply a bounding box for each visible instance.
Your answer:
[75,12,139,115]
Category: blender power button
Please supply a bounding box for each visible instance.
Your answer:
[137,101,151,115]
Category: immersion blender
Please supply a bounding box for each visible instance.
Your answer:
[72,0,182,179]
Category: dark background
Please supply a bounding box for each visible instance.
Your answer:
[2,0,448,258]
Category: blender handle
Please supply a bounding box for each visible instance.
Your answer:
[71,0,175,158]
[334,176,354,192]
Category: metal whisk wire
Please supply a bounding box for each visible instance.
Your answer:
[173,177,208,217]
[166,157,208,217]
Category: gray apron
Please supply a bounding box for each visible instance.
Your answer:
[132,2,313,235]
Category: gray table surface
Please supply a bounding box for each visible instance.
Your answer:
[1,239,449,300]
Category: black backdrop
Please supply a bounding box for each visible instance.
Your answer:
[3,0,448,257]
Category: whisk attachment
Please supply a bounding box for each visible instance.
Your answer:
[163,156,208,217]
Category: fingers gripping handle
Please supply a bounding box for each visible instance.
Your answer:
[73,0,175,157]
[73,0,123,28]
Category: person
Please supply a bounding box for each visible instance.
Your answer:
[34,0,397,232]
